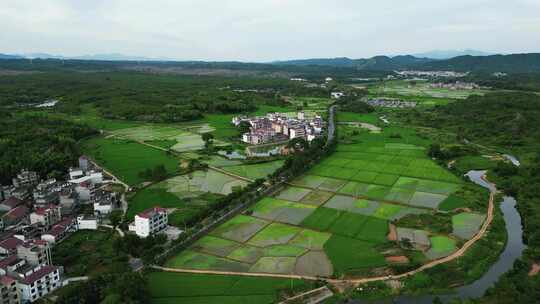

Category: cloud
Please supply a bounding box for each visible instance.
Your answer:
[0,0,539,61]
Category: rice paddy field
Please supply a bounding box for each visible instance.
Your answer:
[220,160,285,180]
[127,170,248,223]
[146,271,314,304]
[81,137,180,186]
[165,111,487,279]
[109,125,229,152]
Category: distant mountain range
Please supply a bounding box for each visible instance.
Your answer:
[1,51,540,73]
[412,49,496,59]
[6,52,170,61]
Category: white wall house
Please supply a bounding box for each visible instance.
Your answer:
[128,207,168,238]
[330,92,345,99]
[76,216,99,230]
[15,265,61,303]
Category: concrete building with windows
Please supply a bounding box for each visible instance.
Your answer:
[12,264,61,303]
[16,240,51,267]
[0,275,20,304]
[129,207,168,238]
[29,205,61,230]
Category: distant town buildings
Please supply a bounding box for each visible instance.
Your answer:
[429,81,480,90]
[365,98,417,108]
[233,112,324,145]
[396,70,469,78]
[330,92,345,99]
[129,207,168,238]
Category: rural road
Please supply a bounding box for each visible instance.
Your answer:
[153,175,496,287]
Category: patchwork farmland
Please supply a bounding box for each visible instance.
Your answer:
[165,119,488,279]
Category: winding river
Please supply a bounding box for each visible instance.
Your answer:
[356,170,526,304]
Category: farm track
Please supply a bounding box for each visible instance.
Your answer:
[153,175,496,287]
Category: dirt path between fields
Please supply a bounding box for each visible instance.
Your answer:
[153,176,496,287]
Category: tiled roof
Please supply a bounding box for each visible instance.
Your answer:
[0,237,23,251]
[0,275,16,285]
[4,206,29,219]
[1,197,22,208]
[0,255,18,269]
[20,265,58,285]
[137,207,167,219]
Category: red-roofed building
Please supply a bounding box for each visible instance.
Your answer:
[1,206,29,227]
[40,218,76,244]
[10,263,61,302]
[0,197,23,212]
[128,207,168,238]
[16,240,51,267]
[0,238,24,256]
[0,274,19,304]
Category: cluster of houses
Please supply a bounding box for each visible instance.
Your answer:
[0,156,120,303]
[365,98,417,108]
[428,81,480,90]
[395,70,469,78]
[232,112,325,145]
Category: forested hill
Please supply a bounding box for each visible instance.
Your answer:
[273,55,434,70]
[418,53,540,73]
[408,92,540,151]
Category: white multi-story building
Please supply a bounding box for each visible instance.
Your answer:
[14,264,61,303]
[76,216,99,230]
[129,207,168,238]
[0,275,20,304]
[29,205,62,229]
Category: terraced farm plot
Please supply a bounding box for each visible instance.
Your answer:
[300,207,342,231]
[273,203,316,225]
[147,272,312,304]
[338,181,371,197]
[275,187,312,202]
[165,170,248,197]
[263,245,307,257]
[452,213,486,239]
[408,191,448,209]
[250,257,297,274]
[318,177,347,192]
[328,212,370,238]
[300,190,334,206]
[192,236,241,257]
[425,236,458,260]
[355,217,389,243]
[211,215,270,243]
[324,235,387,276]
[227,245,264,263]
[166,250,251,272]
[325,197,380,217]
[289,230,332,250]
[222,160,284,180]
[247,223,302,247]
[292,175,327,188]
[251,198,316,224]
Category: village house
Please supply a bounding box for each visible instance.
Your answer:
[58,187,79,215]
[235,112,324,146]
[92,190,117,216]
[0,238,23,257]
[11,170,39,189]
[10,263,61,303]
[16,240,51,267]
[129,207,168,238]
[29,205,62,230]
[1,207,29,228]
[40,218,76,244]
[76,215,99,230]
[0,275,20,304]
[0,198,23,213]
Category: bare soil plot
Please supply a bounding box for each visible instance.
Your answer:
[210,215,270,243]
[250,257,297,274]
[452,212,486,239]
[396,228,431,250]
[247,223,302,247]
[275,187,312,202]
[295,251,334,277]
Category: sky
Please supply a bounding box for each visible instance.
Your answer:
[1,0,540,62]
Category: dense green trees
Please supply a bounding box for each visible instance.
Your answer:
[0,113,97,184]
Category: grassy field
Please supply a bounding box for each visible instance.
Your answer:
[81,137,179,186]
[52,229,121,277]
[146,271,314,304]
